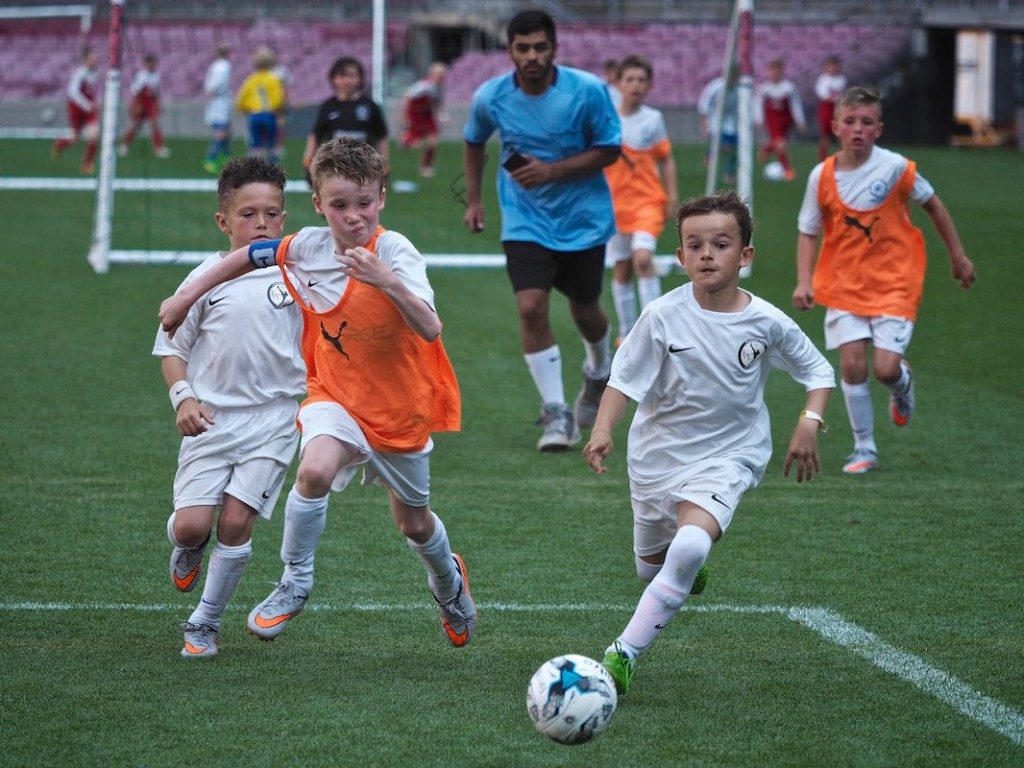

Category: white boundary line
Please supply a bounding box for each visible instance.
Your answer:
[2,599,1020,745]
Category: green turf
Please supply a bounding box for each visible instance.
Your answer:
[1,137,1022,767]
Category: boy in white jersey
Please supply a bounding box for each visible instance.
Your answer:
[604,55,679,346]
[584,191,834,695]
[792,86,975,475]
[154,155,305,658]
[159,137,476,649]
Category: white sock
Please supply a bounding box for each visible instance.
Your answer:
[189,540,252,629]
[885,360,912,397]
[617,525,712,657]
[582,327,612,380]
[408,512,460,601]
[524,345,565,406]
[637,275,662,309]
[611,280,638,337]
[280,487,329,594]
[841,379,877,453]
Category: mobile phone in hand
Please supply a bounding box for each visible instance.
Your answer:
[502,150,528,172]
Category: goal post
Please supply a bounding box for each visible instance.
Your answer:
[86,0,125,274]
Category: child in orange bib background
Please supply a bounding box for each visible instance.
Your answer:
[792,86,975,475]
[159,137,476,649]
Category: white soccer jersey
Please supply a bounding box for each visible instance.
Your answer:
[814,73,847,102]
[153,252,305,408]
[130,69,160,97]
[203,58,232,125]
[797,146,935,235]
[67,65,97,111]
[610,282,834,485]
[754,79,805,127]
[280,227,435,314]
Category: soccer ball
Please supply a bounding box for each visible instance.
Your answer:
[526,654,617,745]
[763,160,786,182]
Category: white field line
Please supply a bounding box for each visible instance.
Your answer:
[2,600,1020,746]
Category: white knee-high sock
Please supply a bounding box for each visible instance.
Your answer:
[841,379,876,452]
[611,281,638,337]
[280,488,329,594]
[524,345,565,406]
[189,540,252,629]
[616,525,712,657]
[637,275,662,309]
[408,511,460,601]
[582,327,612,379]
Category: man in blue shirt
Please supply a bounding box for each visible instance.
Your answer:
[463,9,621,452]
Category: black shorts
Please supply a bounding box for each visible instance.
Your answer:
[502,241,606,305]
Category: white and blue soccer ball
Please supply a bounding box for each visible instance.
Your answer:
[763,160,786,182]
[526,654,617,745]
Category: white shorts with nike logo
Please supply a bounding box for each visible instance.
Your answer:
[824,309,914,355]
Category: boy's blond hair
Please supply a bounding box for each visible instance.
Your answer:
[839,85,882,113]
[310,137,385,193]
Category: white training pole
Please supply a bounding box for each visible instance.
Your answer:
[706,0,741,196]
[371,0,385,105]
[736,0,755,277]
[86,0,124,274]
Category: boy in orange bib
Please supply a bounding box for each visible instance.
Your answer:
[792,86,975,474]
[159,137,476,648]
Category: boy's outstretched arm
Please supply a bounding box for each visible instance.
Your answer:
[783,387,832,483]
[792,232,819,310]
[583,386,630,474]
[159,245,261,337]
[921,194,976,289]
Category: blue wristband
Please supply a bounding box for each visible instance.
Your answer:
[248,239,281,269]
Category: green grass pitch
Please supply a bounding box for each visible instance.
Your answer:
[1,136,1022,767]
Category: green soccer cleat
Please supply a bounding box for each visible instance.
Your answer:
[602,641,637,695]
[690,564,709,595]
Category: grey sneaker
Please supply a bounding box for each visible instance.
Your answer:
[180,622,219,658]
[167,514,209,593]
[434,553,476,647]
[842,448,878,475]
[535,403,581,452]
[573,367,609,429]
[247,582,308,640]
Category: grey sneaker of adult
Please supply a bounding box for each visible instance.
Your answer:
[180,621,219,658]
[247,582,308,640]
[535,403,581,452]
[167,515,210,593]
[573,366,609,428]
[433,553,476,647]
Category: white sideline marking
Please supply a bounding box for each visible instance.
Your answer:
[2,599,1020,745]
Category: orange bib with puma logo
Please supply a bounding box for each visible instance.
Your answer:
[812,155,927,320]
[278,227,461,453]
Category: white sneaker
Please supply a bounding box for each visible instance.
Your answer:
[155,146,171,159]
[180,622,219,658]
[247,582,308,640]
[535,403,580,452]
[117,143,128,158]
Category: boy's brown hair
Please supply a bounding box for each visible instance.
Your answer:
[310,137,385,193]
[676,190,754,247]
[839,85,882,113]
[216,154,286,212]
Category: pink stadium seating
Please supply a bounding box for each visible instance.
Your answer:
[0,20,909,109]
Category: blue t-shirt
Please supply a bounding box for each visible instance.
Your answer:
[464,66,621,251]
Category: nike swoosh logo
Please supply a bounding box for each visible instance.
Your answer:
[174,387,187,395]
[443,622,470,646]
[307,278,320,287]
[208,296,226,306]
[654,622,668,629]
[173,563,201,591]
[710,493,731,510]
[668,344,694,353]
[253,610,301,629]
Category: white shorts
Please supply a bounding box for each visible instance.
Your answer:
[605,231,659,265]
[173,396,299,519]
[298,400,433,508]
[629,459,756,557]
[823,309,915,355]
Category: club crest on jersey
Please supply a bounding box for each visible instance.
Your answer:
[267,282,293,309]
[738,338,767,369]
[868,179,890,204]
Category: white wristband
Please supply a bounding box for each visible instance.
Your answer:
[800,409,827,433]
[169,380,196,412]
